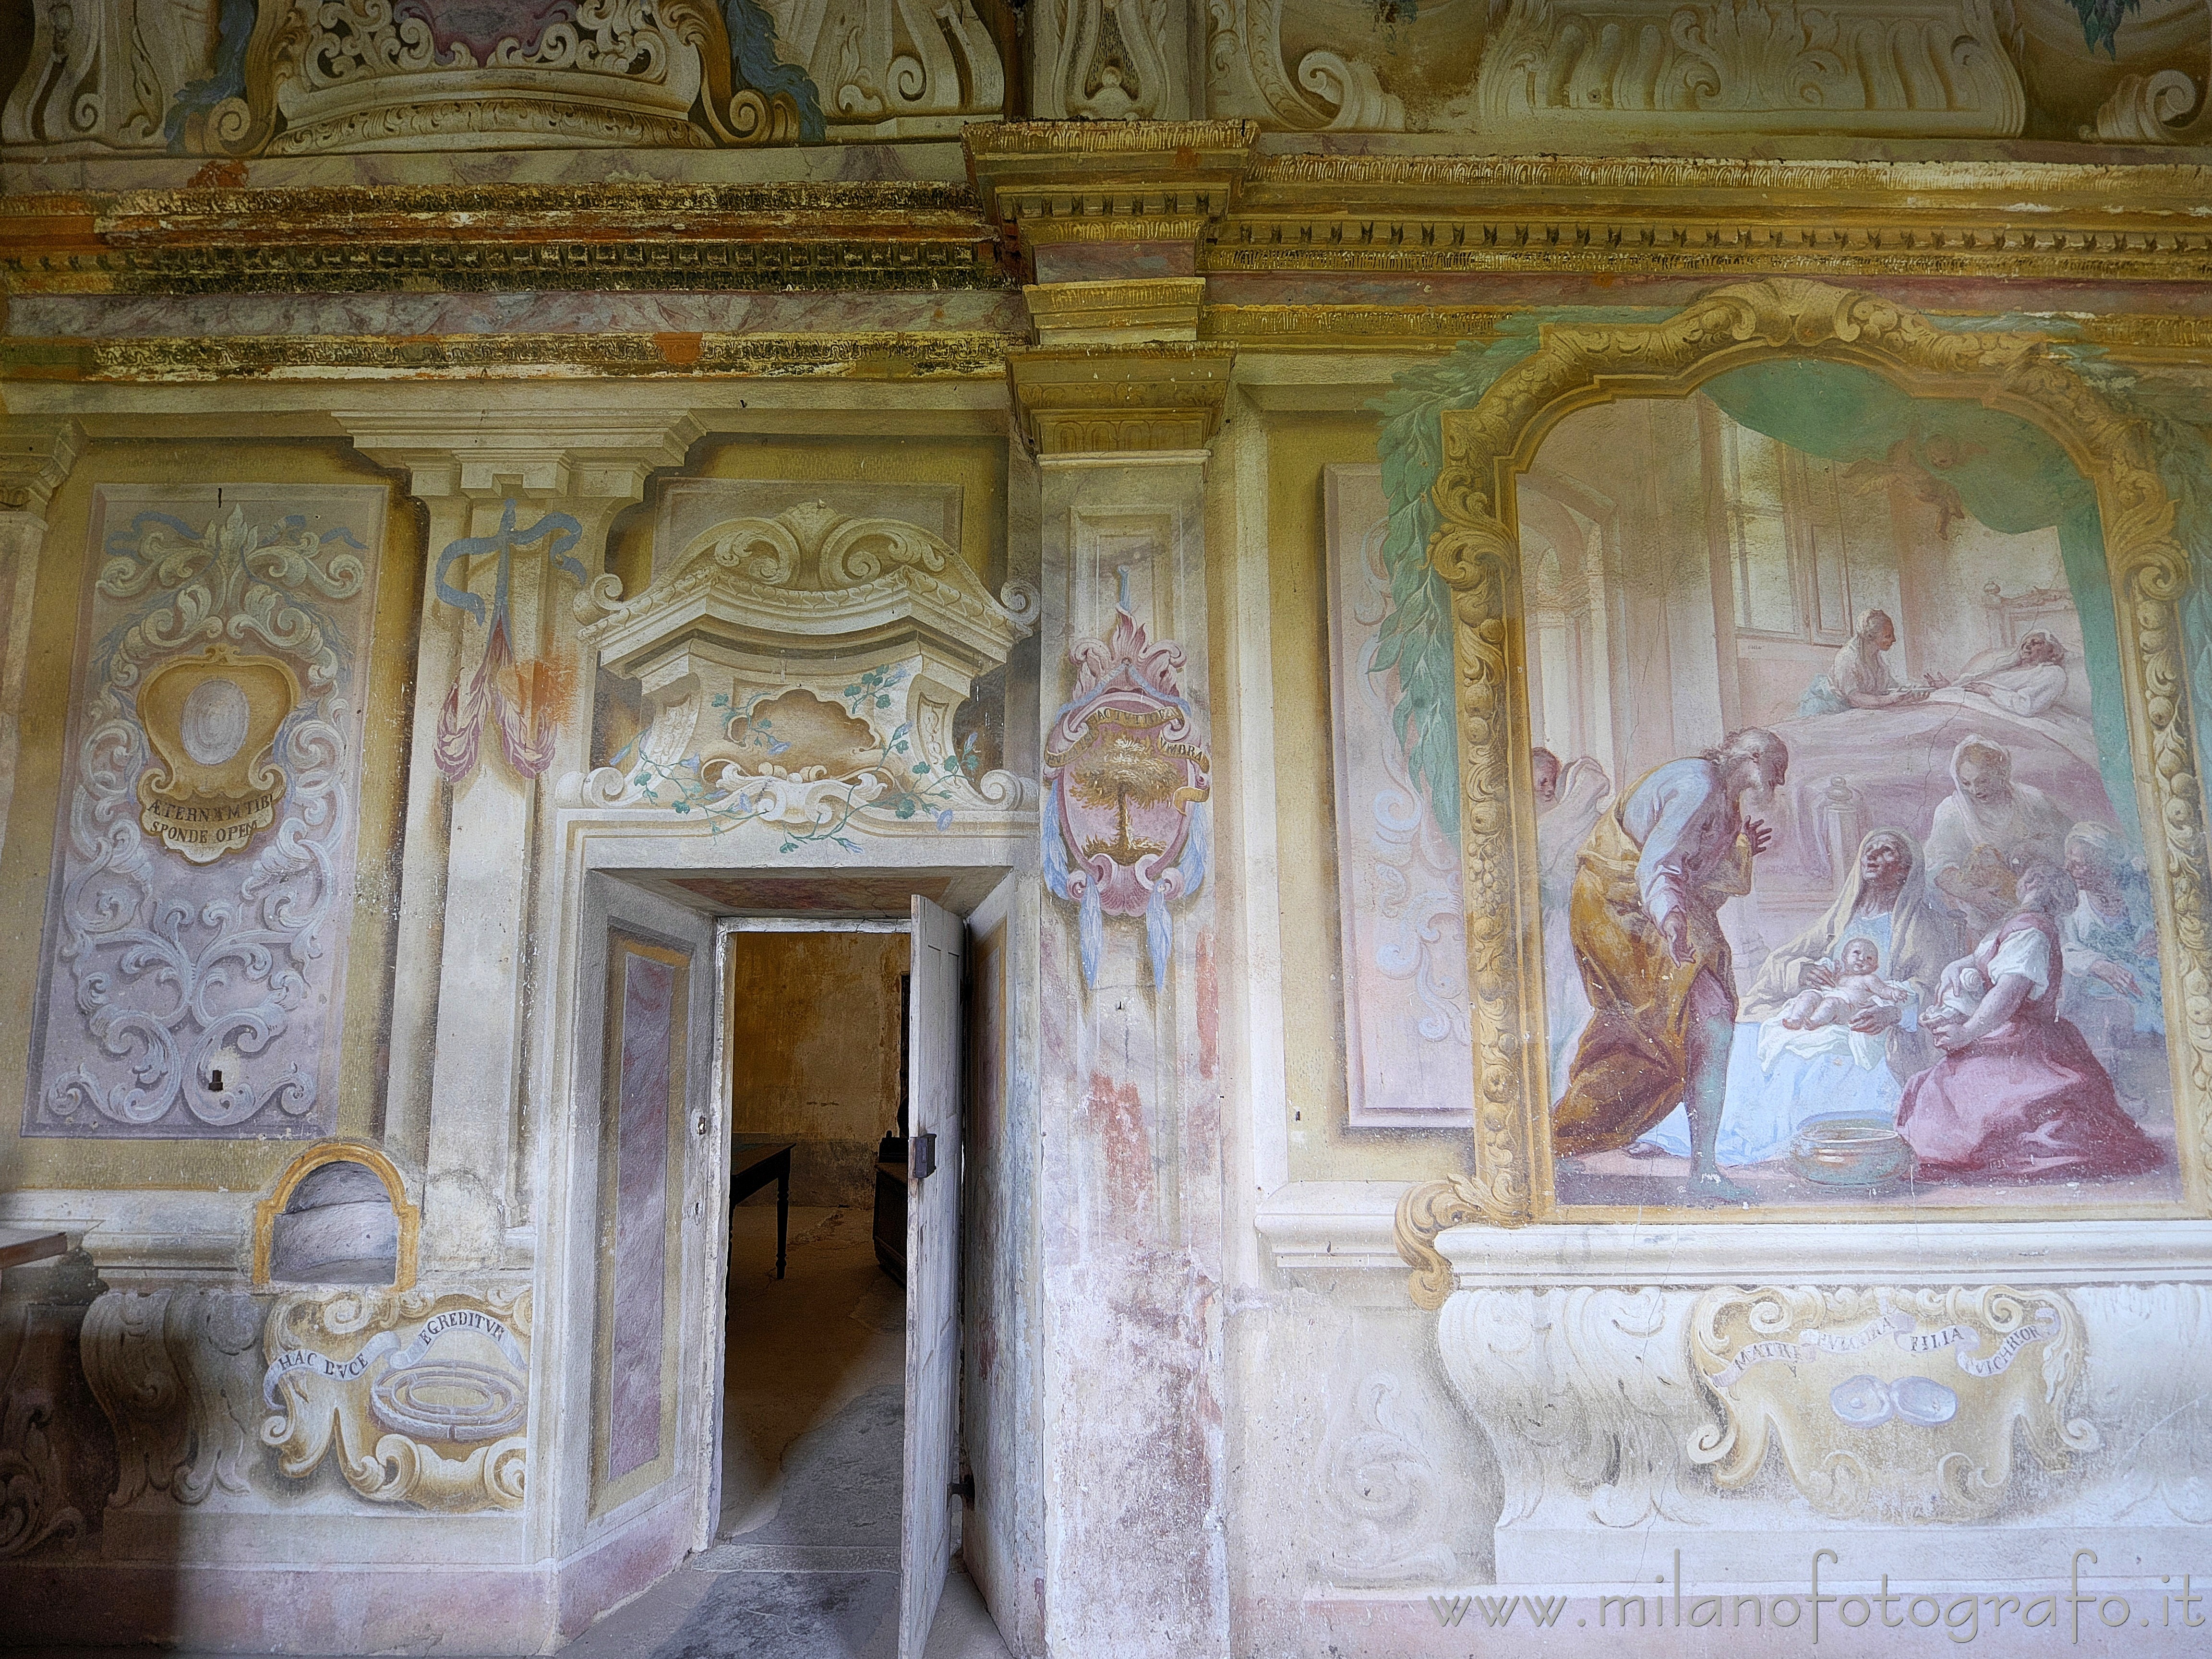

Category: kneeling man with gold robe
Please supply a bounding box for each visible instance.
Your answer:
[1554,729,1789,1194]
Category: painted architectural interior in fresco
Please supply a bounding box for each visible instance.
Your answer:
[8,1,2212,1656]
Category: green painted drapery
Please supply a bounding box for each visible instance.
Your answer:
[1370,310,2212,852]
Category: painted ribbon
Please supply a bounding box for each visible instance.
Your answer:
[1710,1305,2057,1392]
[1708,1307,1915,1391]
[264,1307,528,1406]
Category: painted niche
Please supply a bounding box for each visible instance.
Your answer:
[254,1142,419,1290]
[569,483,1037,851]
[24,485,388,1141]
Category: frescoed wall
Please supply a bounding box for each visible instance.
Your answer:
[11,31,2212,1659]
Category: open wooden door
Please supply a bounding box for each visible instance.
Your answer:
[898,893,962,1658]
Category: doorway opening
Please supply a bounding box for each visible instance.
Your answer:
[720,919,911,1561]
[699,908,1001,1659]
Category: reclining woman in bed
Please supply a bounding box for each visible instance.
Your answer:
[1797,613,2096,768]
[1636,828,1961,1166]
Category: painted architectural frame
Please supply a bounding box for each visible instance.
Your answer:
[1403,278,2212,1251]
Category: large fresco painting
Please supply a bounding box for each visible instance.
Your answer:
[1351,291,2212,1223]
[23,483,388,1140]
[1520,375,2180,1210]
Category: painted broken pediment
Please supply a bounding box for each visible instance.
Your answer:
[569,494,1038,840]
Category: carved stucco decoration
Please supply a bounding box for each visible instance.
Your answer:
[1314,1372,1460,1586]
[182,0,803,156]
[1476,0,2026,137]
[1393,278,2210,1281]
[27,491,385,1142]
[759,0,1005,135]
[1035,0,1190,120]
[81,1286,264,1509]
[1207,0,1412,130]
[260,1286,531,1513]
[1688,1286,2096,1519]
[0,1259,87,1557]
[1,0,225,155]
[572,499,1037,831]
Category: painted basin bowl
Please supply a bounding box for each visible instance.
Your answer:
[1788,1117,1916,1188]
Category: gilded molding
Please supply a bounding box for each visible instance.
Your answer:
[1396,277,2211,1269]
[1026,278,1204,343]
[966,119,1259,264]
[0,183,1002,296]
[2077,314,2212,363]
[1005,342,1235,455]
[2,332,1014,382]
[1201,304,1508,349]
[1211,155,2212,279]
[13,159,2212,294]
[966,119,1262,157]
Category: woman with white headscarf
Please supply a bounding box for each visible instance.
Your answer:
[1638,828,1961,1165]
[1923,734,2074,935]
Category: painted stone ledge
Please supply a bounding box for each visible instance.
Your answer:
[1432,1220,2212,1585]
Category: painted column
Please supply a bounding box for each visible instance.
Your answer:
[0,418,84,868]
[338,413,697,1271]
[1011,325,1233,1657]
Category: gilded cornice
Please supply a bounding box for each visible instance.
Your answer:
[0,332,1015,381]
[1210,155,2212,280]
[2076,314,2212,364]
[8,154,2212,296]
[1005,342,1235,456]
[0,182,1005,295]
[966,120,1260,261]
[1026,278,1204,344]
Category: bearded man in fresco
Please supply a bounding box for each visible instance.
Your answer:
[1554,728,1789,1198]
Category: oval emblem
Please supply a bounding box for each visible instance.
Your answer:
[179,676,252,766]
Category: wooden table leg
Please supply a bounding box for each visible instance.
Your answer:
[774,1153,789,1280]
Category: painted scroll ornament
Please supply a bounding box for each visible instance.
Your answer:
[1688,1286,2096,1519]
[29,491,383,1140]
[260,1287,531,1513]
[1044,572,1210,989]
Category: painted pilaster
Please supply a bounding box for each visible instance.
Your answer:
[337,414,698,1272]
[0,418,84,869]
[1011,325,1232,1657]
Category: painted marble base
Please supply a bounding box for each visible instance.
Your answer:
[1433,1222,2212,1589]
[0,1487,692,1654]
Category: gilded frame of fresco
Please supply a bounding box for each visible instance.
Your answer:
[1400,277,2211,1259]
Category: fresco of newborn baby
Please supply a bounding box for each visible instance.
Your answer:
[1778,938,1912,1031]
[1935,962,1991,1024]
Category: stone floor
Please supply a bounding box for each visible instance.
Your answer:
[33,1203,1013,1659]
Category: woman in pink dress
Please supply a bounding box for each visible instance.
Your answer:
[1897,861,2161,1183]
